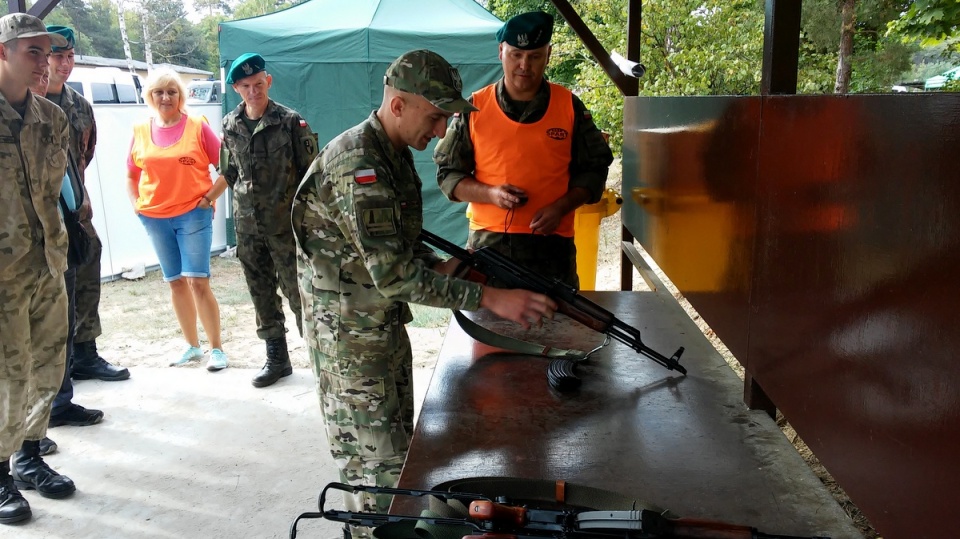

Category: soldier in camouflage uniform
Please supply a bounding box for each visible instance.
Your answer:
[44,25,130,384]
[292,49,556,528]
[434,11,614,288]
[221,53,318,388]
[0,13,78,525]
[28,60,104,462]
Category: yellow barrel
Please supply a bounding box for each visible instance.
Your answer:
[574,188,622,290]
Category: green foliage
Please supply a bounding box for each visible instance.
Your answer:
[232,0,302,20]
[888,0,960,48]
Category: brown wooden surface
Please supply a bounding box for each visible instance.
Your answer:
[622,93,960,539]
[396,292,861,539]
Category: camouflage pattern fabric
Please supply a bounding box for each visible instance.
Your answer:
[434,78,612,204]
[292,111,483,513]
[0,268,69,458]
[221,100,317,236]
[310,331,413,514]
[236,232,302,339]
[0,90,70,281]
[469,230,579,289]
[0,90,70,458]
[52,82,102,342]
[221,100,316,340]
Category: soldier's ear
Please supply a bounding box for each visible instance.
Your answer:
[265,73,273,89]
[388,94,405,118]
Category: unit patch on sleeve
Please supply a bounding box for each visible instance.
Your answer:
[360,206,398,237]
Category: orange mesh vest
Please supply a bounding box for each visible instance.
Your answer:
[131,115,212,218]
[468,83,575,237]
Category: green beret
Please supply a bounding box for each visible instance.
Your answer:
[226,53,265,84]
[496,11,553,50]
[45,25,75,51]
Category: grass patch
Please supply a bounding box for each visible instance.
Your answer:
[409,304,452,328]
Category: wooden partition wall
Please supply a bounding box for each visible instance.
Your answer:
[622,93,960,539]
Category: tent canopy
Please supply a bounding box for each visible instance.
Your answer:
[219,0,504,245]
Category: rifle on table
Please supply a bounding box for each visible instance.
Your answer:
[290,482,831,539]
[418,229,686,390]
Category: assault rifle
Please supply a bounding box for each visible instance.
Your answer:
[289,482,831,539]
[418,229,686,390]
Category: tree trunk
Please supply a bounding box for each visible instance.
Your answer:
[116,1,139,78]
[142,15,153,68]
[834,0,855,94]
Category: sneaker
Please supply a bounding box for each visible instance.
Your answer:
[206,349,228,372]
[49,404,104,428]
[171,345,203,367]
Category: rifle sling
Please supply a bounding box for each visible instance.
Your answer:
[452,311,586,360]
[372,477,671,539]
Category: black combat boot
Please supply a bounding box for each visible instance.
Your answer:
[11,440,76,499]
[72,340,130,381]
[0,460,31,525]
[251,337,293,388]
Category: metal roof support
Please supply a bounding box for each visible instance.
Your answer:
[761,0,802,94]
[6,0,61,19]
[549,0,634,97]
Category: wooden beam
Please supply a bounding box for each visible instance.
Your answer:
[760,0,802,95]
[549,0,632,96]
[28,0,61,20]
[7,0,27,14]
[624,0,641,97]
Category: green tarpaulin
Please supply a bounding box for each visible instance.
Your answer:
[219,0,504,245]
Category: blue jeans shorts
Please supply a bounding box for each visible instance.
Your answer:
[138,207,214,281]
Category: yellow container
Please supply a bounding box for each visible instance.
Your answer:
[574,188,622,290]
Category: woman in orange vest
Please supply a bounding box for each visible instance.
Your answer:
[127,68,230,371]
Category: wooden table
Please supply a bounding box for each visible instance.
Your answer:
[395,291,862,539]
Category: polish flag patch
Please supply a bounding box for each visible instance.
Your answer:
[299,119,307,127]
[354,169,377,184]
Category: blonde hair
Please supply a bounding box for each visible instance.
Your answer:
[142,67,188,114]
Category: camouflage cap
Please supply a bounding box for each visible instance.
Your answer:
[226,52,265,84]
[0,13,68,47]
[496,11,554,50]
[46,25,76,51]
[383,49,477,114]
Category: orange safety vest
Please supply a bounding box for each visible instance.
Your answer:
[130,115,213,218]
[468,83,575,237]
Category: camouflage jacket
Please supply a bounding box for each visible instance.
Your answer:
[293,111,482,359]
[0,90,70,280]
[50,83,96,221]
[221,100,318,235]
[434,77,613,203]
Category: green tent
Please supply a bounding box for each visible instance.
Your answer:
[219,0,504,245]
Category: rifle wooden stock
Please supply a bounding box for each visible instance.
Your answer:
[469,501,526,527]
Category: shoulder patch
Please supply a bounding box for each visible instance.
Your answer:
[583,111,592,120]
[360,206,397,237]
[354,169,377,184]
[299,119,307,128]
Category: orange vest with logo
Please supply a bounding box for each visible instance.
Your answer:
[468,83,575,237]
[130,115,212,218]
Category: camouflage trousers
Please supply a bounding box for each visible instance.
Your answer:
[0,266,68,458]
[308,330,414,516]
[73,220,102,343]
[467,231,579,289]
[237,232,303,339]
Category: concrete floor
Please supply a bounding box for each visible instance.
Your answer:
[9,367,432,539]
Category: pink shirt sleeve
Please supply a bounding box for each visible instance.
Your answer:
[199,119,221,168]
[127,137,139,174]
